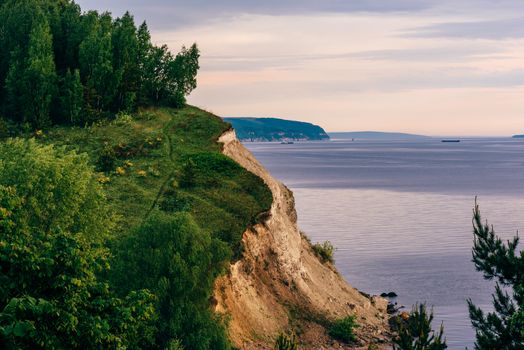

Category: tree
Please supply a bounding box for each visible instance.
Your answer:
[169,44,200,107]
[393,304,447,350]
[113,211,231,350]
[59,69,83,124]
[112,11,139,111]
[468,201,524,349]
[4,15,57,128]
[136,21,153,105]
[0,139,156,349]
[79,12,116,120]
[4,48,25,122]
[46,0,83,73]
[0,0,43,109]
[21,17,57,128]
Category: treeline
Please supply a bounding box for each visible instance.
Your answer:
[0,0,199,128]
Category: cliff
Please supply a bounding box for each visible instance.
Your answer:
[27,106,390,348]
[223,117,330,142]
[214,129,391,349]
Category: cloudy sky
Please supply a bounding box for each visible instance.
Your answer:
[76,1,524,136]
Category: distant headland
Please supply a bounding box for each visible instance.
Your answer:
[224,117,330,142]
[512,135,524,139]
[329,131,431,140]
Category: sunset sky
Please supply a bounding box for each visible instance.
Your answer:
[77,0,524,136]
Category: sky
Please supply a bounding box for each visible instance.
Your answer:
[76,1,524,136]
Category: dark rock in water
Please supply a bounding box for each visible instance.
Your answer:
[387,303,396,313]
[380,291,398,298]
[387,302,404,314]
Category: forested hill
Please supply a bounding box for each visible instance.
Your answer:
[224,117,330,141]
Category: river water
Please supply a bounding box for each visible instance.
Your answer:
[245,138,524,349]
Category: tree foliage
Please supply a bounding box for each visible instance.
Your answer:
[0,0,199,127]
[113,212,232,350]
[468,201,524,349]
[0,139,156,349]
[393,304,447,350]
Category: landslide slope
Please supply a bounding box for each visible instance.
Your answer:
[215,130,391,349]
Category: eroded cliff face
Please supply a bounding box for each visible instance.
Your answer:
[214,130,390,349]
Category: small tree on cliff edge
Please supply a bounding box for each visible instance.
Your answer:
[468,200,524,349]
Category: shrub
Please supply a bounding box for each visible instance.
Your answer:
[112,112,134,126]
[112,211,232,349]
[312,241,335,263]
[166,339,185,350]
[97,143,117,172]
[179,159,197,188]
[328,315,358,343]
[274,333,298,350]
[393,303,446,350]
[160,189,192,212]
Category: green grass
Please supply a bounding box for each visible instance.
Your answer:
[40,106,273,255]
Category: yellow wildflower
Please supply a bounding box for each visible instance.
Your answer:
[116,167,126,175]
[137,170,147,177]
[97,175,111,184]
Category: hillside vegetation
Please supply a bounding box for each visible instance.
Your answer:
[0,106,273,349]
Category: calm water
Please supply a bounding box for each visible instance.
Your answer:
[245,138,524,349]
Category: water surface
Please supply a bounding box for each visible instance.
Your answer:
[245,138,524,349]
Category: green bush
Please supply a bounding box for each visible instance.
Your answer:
[97,143,117,172]
[312,241,335,263]
[112,112,134,126]
[179,158,197,188]
[328,315,358,343]
[113,211,232,349]
[274,333,298,350]
[393,304,446,350]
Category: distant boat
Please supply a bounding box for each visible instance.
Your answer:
[281,141,294,144]
[441,139,460,143]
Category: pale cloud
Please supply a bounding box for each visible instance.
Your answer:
[407,18,524,39]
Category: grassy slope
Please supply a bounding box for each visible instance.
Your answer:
[41,106,273,256]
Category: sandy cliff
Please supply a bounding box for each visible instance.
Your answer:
[214,130,391,349]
